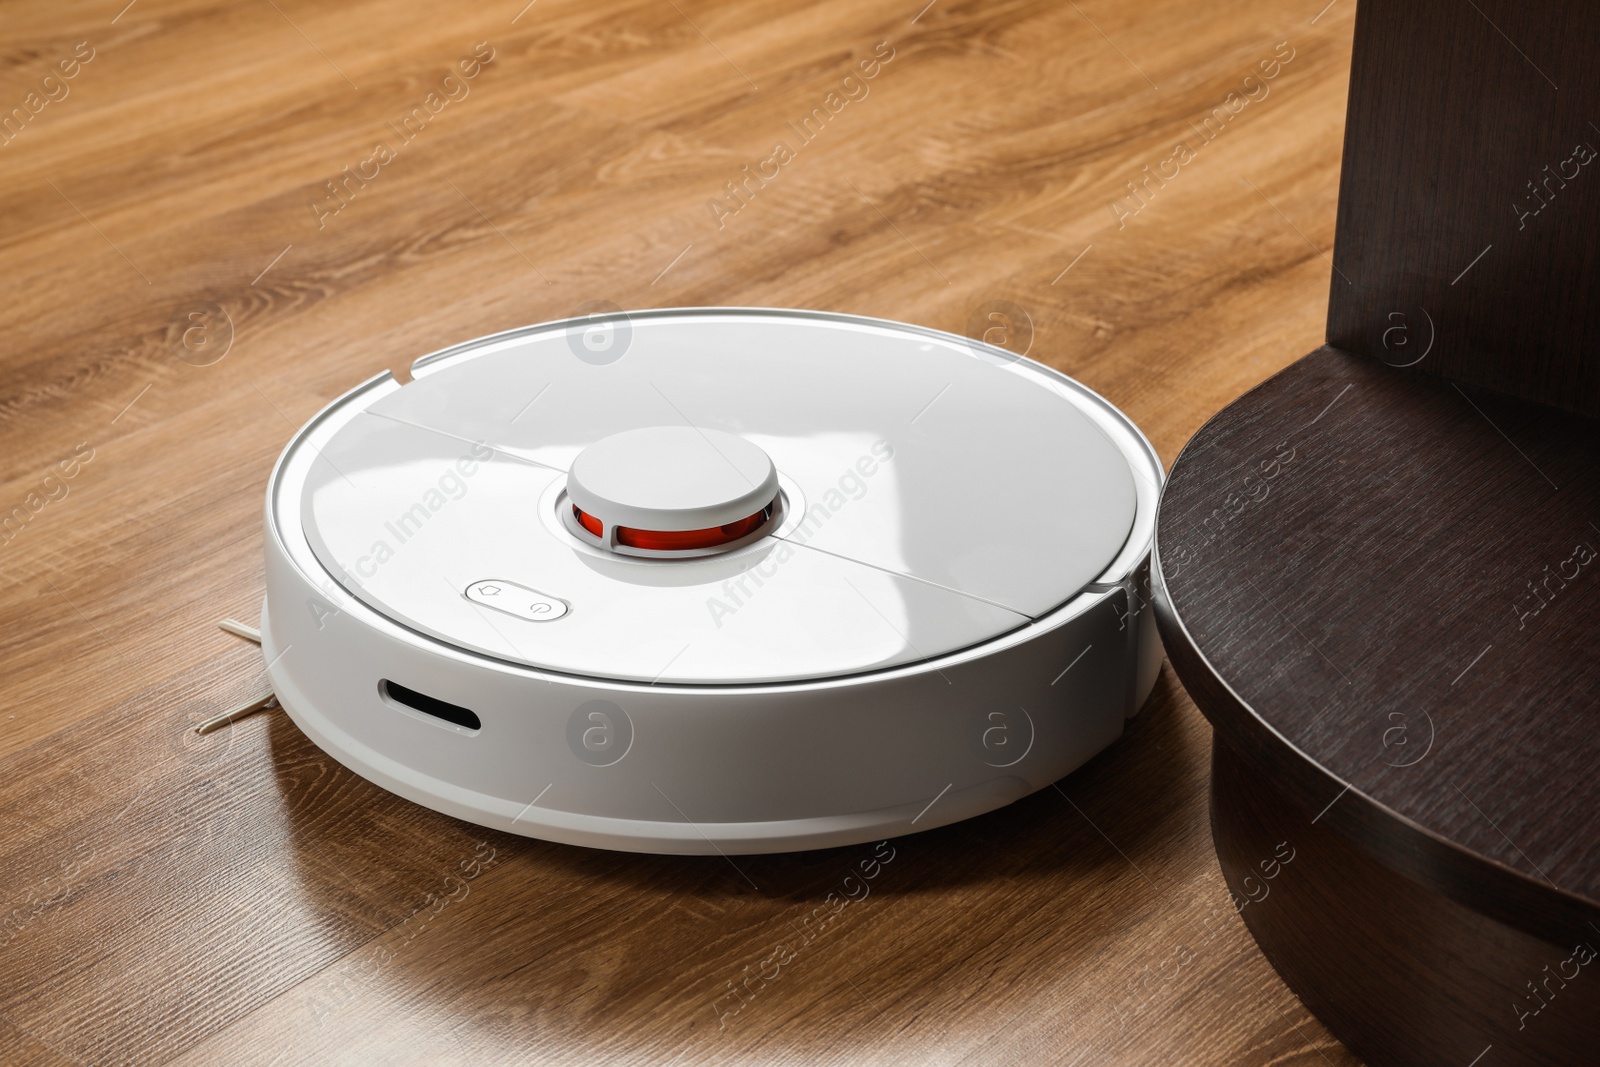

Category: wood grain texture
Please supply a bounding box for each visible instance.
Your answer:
[1211,738,1599,1067]
[1153,5,1600,1058]
[1152,5,1600,1054]
[1,0,1364,1063]
[1154,348,1600,1064]
[1156,345,1600,935]
[1326,0,1600,417]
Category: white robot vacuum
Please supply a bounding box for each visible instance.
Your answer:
[262,308,1163,854]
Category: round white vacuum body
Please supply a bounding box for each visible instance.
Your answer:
[262,308,1163,854]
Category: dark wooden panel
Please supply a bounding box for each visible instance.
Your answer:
[1155,345,1600,940]
[1211,737,1598,1067]
[1156,0,1600,1058]
[1326,0,1600,416]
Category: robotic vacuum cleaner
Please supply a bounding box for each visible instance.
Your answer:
[262,308,1163,854]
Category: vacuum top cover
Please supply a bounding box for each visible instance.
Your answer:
[289,309,1138,685]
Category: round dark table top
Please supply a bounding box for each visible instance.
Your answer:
[1155,346,1600,943]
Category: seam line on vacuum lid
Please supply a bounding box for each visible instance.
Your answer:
[365,409,567,473]
[776,536,1051,619]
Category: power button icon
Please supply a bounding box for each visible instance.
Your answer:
[464,579,570,622]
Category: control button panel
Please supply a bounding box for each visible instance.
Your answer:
[464,579,570,622]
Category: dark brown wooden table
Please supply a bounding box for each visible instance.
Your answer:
[1154,3,1600,1065]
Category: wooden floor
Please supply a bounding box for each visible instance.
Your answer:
[0,1,1363,1063]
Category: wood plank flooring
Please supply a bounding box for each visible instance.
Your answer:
[0,1,1361,1062]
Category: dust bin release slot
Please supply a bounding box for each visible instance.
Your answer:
[379,680,481,732]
